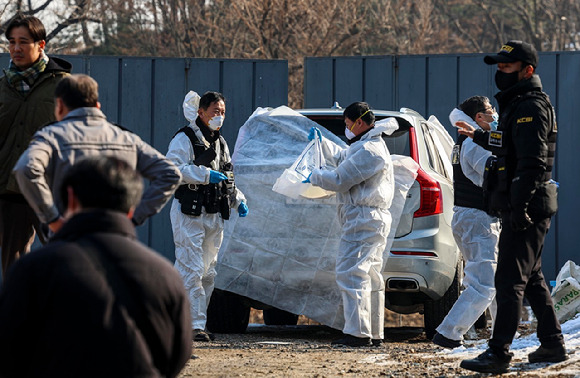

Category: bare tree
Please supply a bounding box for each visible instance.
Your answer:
[0,0,100,52]
[435,0,580,53]
[4,0,580,106]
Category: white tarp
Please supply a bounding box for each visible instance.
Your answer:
[215,106,419,329]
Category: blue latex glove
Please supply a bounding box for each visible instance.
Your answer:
[302,172,312,183]
[209,170,227,183]
[308,127,322,141]
[238,201,249,217]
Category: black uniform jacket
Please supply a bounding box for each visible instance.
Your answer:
[472,75,557,218]
[0,210,191,378]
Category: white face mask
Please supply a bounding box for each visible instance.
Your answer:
[344,127,356,140]
[208,115,224,131]
[489,113,499,131]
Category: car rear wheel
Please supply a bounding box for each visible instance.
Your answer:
[262,308,299,326]
[206,289,250,333]
[423,260,462,340]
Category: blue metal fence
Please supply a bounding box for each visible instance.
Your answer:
[305,52,580,280]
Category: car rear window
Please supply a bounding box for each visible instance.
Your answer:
[306,115,411,156]
[421,122,450,179]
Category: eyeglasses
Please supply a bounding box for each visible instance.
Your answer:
[479,106,496,114]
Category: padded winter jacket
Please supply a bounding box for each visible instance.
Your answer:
[0,56,71,195]
[0,210,191,378]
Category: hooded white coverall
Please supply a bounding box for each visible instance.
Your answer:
[436,108,501,341]
[310,119,396,340]
[167,92,245,331]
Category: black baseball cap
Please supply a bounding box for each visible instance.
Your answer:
[484,40,538,68]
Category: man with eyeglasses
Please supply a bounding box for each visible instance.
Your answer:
[432,96,501,349]
[457,40,567,374]
[0,15,71,277]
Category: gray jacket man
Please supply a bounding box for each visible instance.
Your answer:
[13,74,181,233]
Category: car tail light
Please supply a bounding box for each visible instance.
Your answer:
[413,168,443,217]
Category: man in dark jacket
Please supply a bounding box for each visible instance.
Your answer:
[0,15,71,276]
[457,40,567,374]
[0,156,192,378]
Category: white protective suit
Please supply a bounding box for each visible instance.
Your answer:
[167,92,246,330]
[436,108,501,341]
[310,118,396,340]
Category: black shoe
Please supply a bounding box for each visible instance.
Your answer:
[331,335,372,347]
[528,345,568,363]
[193,329,212,342]
[372,339,383,347]
[460,348,510,374]
[432,332,461,349]
[205,330,216,341]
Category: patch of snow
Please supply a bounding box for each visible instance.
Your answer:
[254,341,293,345]
[359,354,394,366]
[438,313,580,362]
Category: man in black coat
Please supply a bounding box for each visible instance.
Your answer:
[456,40,567,374]
[0,156,191,378]
[0,15,71,276]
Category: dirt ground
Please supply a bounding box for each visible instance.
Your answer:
[178,310,579,377]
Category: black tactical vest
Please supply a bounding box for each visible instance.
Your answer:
[452,134,486,210]
[172,126,233,219]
